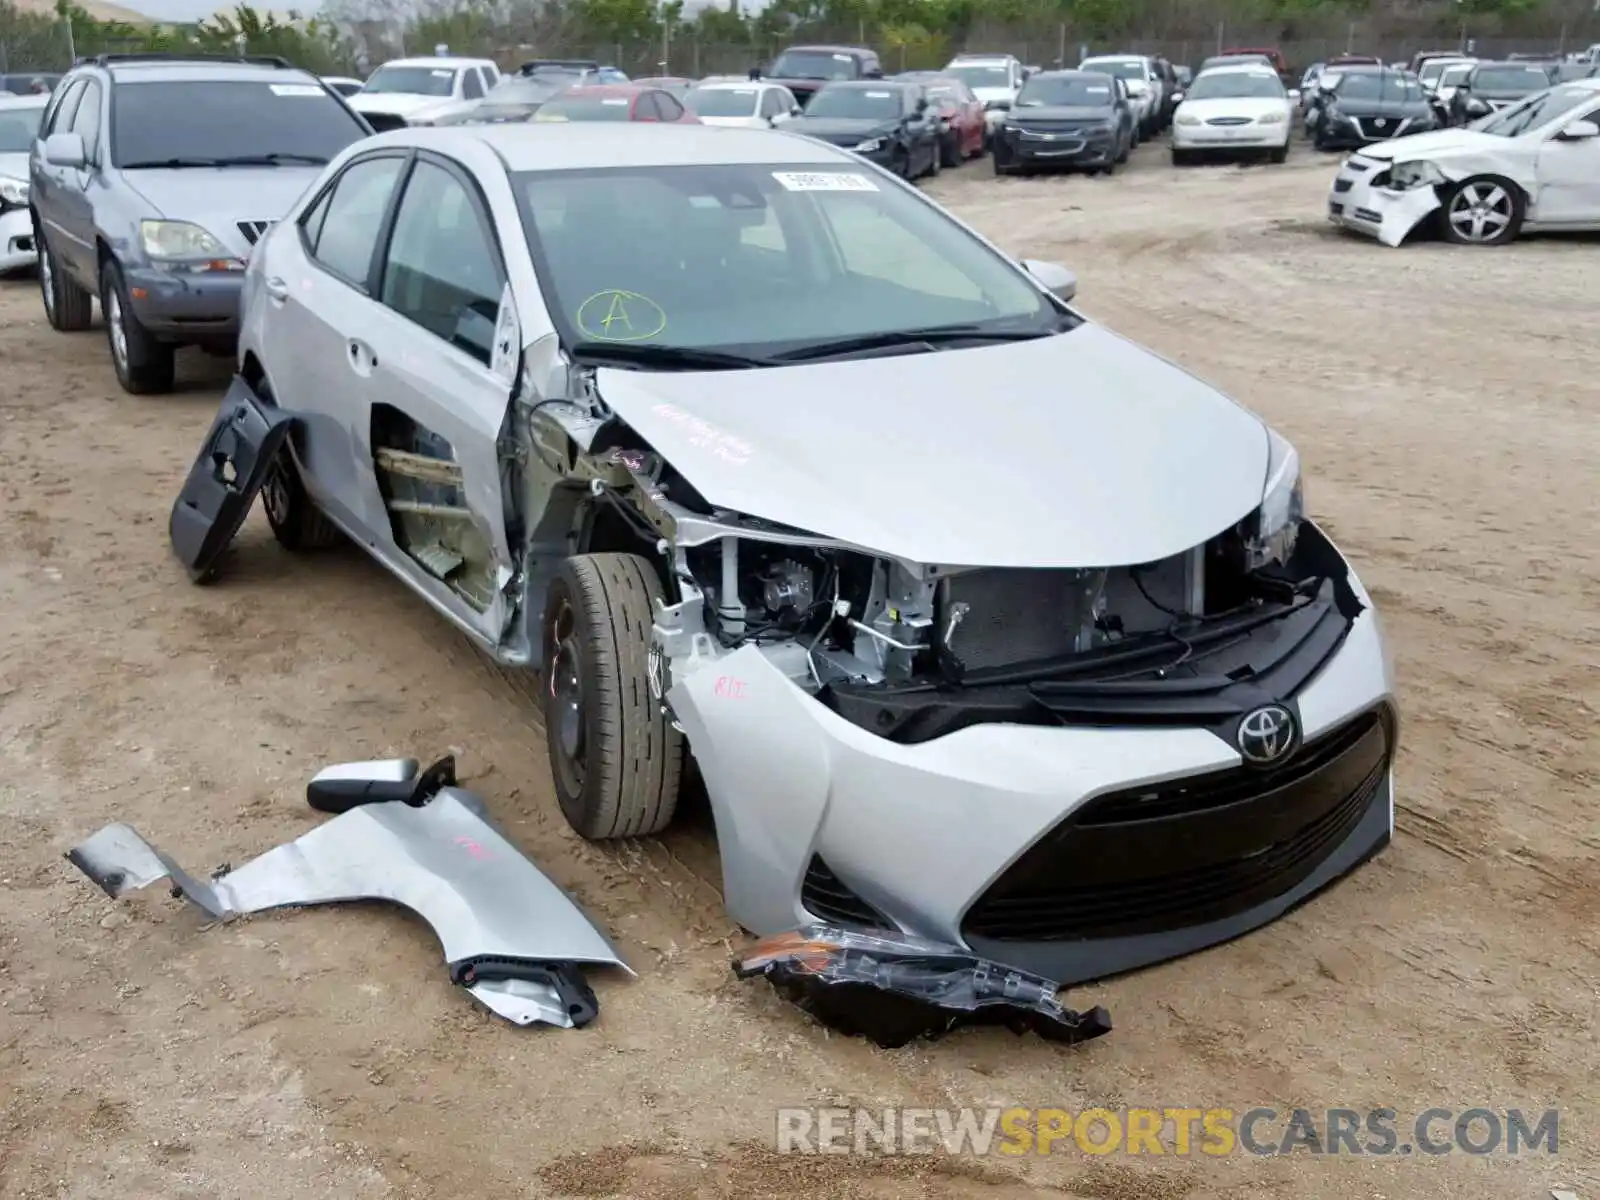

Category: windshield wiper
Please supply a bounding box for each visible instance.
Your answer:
[119,152,329,169]
[771,324,1057,364]
[567,342,773,371]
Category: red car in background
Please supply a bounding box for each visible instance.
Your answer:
[532,84,701,124]
[1220,46,1290,78]
[894,71,986,165]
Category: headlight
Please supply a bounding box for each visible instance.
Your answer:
[853,137,884,153]
[1257,110,1286,124]
[1248,429,1304,568]
[1175,112,1201,126]
[1388,160,1446,190]
[140,220,233,262]
[0,175,28,206]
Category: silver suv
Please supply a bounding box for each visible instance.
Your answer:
[29,53,372,393]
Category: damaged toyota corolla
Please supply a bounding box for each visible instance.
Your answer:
[172,122,1399,999]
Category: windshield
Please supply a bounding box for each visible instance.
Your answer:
[111,81,367,168]
[1016,75,1115,106]
[803,86,902,119]
[0,102,44,152]
[1439,64,1474,86]
[1186,71,1284,100]
[361,65,457,97]
[1472,66,1554,91]
[770,50,860,81]
[513,163,1062,359]
[1419,58,1467,84]
[946,63,1011,88]
[1081,59,1144,81]
[686,86,760,117]
[1475,83,1594,135]
[1332,72,1422,101]
[534,93,635,121]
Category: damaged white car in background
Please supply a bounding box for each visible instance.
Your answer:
[1329,77,1600,245]
[166,122,1399,1044]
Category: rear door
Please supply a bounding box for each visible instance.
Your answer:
[362,152,521,645]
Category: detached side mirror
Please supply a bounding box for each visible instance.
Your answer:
[1557,118,1599,140]
[305,755,457,813]
[1022,258,1076,303]
[43,132,86,169]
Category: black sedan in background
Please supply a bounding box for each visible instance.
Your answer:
[992,69,1136,175]
[1309,67,1440,150]
[1449,61,1561,123]
[785,80,942,178]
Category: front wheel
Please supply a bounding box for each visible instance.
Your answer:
[939,130,960,168]
[542,553,683,840]
[1441,176,1524,246]
[1269,142,1289,164]
[100,259,175,394]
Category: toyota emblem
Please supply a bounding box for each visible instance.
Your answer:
[1237,705,1297,765]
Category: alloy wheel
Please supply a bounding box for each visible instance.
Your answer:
[106,287,128,373]
[546,599,587,797]
[1448,182,1513,243]
[39,248,54,319]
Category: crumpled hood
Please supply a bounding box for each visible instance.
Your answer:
[120,166,323,257]
[1357,127,1511,161]
[594,326,1272,568]
[788,116,893,141]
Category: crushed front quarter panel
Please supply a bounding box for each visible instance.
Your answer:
[65,786,631,1028]
[168,374,295,583]
[1329,154,1443,247]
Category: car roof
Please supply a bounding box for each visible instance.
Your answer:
[948,54,1015,62]
[784,44,869,54]
[376,56,492,69]
[374,122,847,172]
[1081,54,1146,63]
[98,60,321,84]
[1197,62,1281,76]
[821,79,911,90]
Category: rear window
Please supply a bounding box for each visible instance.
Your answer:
[111,79,368,168]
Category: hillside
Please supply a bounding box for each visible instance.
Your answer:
[12,0,156,24]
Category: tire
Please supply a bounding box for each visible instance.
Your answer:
[542,553,682,840]
[939,131,959,168]
[926,141,942,178]
[1116,134,1130,164]
[992,149,1011,176]
[37,231,93,332]
[1171,148,1193,167]
[1440,176,1524,246]
[262,444,341,551]
[1269,142,1289,164]
[100,258,175,394]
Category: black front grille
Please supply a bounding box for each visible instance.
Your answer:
[801,855,886,928]
[961,707,1392,942]
[1332,177,1354,193]
[1353,206,1383,223]
[1356,117,1403,139]
[1206,116,1252,126]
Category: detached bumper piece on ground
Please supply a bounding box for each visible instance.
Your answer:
[65,756,631,1029]
[734,927,1113,1049]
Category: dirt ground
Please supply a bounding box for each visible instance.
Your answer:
[1,140,1596,1200]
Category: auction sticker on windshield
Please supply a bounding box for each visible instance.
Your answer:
[269,84,324,97]
[866,90,892,98]
[602,98,629,105]
[772,171,880,192]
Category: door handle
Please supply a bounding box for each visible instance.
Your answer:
[264,276,289,303]
[347,339,378,375]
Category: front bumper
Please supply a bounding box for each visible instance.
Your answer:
[1328,153,1441,248]
[0,206,35,273]
[996,127,1117,166]
[670,522,1398,985]
[1172,122,1289,150]
[124,264,246,340]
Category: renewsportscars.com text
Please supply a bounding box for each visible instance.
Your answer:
[775,1106,1561,1158]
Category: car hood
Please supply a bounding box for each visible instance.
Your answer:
[119,166,323,257]
[1007,104,1114,121]
[788,116,894,139]
[593,326,1272,568]
[1177,97,1290,119]
[1328,96,1432,117]
[1357,127,1514,161]
[0,150,27,181]
[350,92,453,118]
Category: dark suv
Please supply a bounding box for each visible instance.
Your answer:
[29,54,371,393]
[758,44,883,107]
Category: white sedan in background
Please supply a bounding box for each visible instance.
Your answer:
[1171,64,1296,164]
[0,92,47,274]
[683,80,803,128]
[1329,78,1600,246]
[1080,55,1163,135]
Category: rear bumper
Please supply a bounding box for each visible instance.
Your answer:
[124,264,244,342]
[0,207,35,273]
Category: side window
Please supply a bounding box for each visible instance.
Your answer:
[69,79,102,159]
[462,70,484,100]
[305,156,406,288]
[44,79,85,136]
[656,92,685,121]
[379,159,506,366]
[636,93,663,121]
